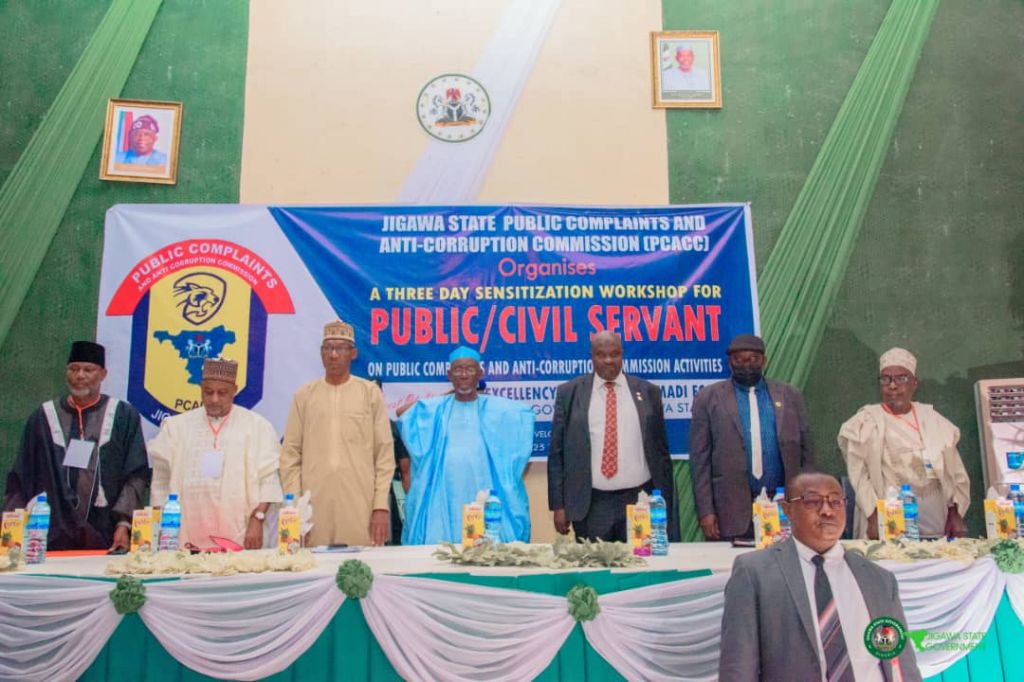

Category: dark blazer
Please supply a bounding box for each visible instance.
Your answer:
[719,538,922,681]
[690,378,814,537]
[547,373,676,539]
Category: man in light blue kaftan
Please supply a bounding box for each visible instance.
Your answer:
[398,347,535,544]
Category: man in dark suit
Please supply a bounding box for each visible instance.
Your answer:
[719,471,922,681]
[690,333,813,540]
[548,331,676,541]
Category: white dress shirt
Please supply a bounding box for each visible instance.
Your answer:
[793,538,885,682]
[588,373,650,490]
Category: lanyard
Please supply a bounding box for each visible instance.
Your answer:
[206,412,231,449]
[67,394,102,436]
[882,402,920,433]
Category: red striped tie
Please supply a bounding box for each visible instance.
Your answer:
[601,382,618,478]
[812,555,855,682]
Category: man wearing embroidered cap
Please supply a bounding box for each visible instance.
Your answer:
[838,348,969,539]
[281,320,395,546]
[149,358,284,549]
[114,114,168,166]
[4,341,149,551]
[398,346,535,544]
[690,333,815,540]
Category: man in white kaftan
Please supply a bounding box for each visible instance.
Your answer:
[838,348,970,539]
[149,358,283,549]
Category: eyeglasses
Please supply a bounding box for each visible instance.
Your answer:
[450,367,478,377]
[786,494,846,510]
[878,374,913,386]
[321,344,354,355]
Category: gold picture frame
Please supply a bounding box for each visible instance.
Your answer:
[99,98,182,184]
[650,31,722,109]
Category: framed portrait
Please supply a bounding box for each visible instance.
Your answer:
[650,31,722,109]
[99,99,182,184]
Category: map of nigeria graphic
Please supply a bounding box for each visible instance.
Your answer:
[153,325,236,384]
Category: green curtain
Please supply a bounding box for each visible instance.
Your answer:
[758,0,939,389]
[673,460,704,542]
[0,0,162,351]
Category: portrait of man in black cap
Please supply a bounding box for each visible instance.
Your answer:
[3,340,150,551]
[689,333,814,540]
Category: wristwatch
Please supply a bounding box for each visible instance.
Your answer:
[252,510,266,521]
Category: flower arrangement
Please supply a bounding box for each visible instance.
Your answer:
[105,549,317,576]
[433,537,647,569]
[0,547,23,572]
[844,537,1021,567]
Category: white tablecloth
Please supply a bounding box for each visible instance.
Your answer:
[20,542,755,580]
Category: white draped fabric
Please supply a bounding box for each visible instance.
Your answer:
[882,557,1006,677]
[396,0,561,203]
[361,574,575,681]
[140,573,344,681]
[1,552,1021,680]
[1006,572,1024,625]
[0,576,121,682]
[584,573,730,682]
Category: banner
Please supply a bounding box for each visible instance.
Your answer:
[97,203,758,458]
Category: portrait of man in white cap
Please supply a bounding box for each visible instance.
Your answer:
[838,347,970,539]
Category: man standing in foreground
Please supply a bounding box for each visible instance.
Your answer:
[690,333,814,540]
[399,347,534,544]
[4,341,149,551]
[719,471,922,681]
[149,358,283,549]
[280,320,394,546]
[548,331,675,542]
[838,348,969,539]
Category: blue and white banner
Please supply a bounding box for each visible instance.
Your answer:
[97,203,759,458]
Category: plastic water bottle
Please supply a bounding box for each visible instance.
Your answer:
[25,494,51,564]
[483,490,502,544]
[1010,484,1024,539]
[278,493,300,553]
[901,484,920,541]
[159,493,182,551]
[650,489,669,555]
[773,487,791,541]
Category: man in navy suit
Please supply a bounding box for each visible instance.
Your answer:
[547,331,676,541]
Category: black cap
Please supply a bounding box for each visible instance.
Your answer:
[726,334,765,355]
[68,340,105,368]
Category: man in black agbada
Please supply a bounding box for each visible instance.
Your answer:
[4,341,150,551]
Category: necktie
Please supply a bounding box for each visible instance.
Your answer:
[812,555,854,682]
[600,382,618,478]
[748,386,762,479]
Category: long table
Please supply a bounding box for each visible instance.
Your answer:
[2,544,1022,681]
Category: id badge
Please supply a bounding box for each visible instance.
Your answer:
[201,450,225,479]
[63,439,95,469]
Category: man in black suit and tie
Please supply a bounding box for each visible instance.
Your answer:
[690,333,814,540]
[547,331,675,541]
[719,471,922,681]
